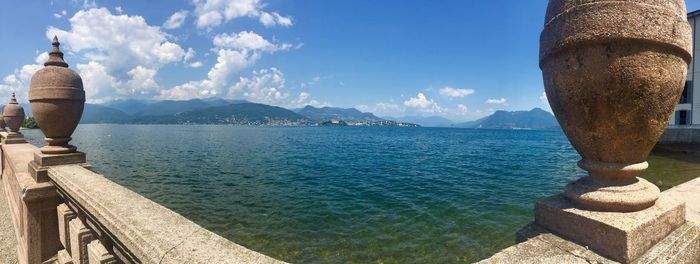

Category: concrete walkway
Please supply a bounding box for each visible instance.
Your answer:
[664,177,700,224]
[0,179,18,264]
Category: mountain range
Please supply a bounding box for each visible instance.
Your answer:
[453,108,558,129]
[79,99,410,126]
[73,98,557,129]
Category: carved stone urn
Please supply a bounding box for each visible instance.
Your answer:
[29,36,85,154]
[540,0,692,212]
[3,93,25,134]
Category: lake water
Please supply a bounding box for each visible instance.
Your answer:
[20,125,700,263]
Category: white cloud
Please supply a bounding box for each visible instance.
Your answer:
[539,92,547,103]
[44,8,189,102]
[193,0,293,29]
[232,67,288,103]
[47,8,185,75]
[259,12,293,27]
[404,92,444,113]
[187,61,204,68]
[458,104,468,113]
[77,62,162,103]
[439,87,475,98]
[404,92,433,108]
[115,6,123,14]
[125,66,159,94]
[213,31,291,52]
[76,0,97,9]
[77,61,117,102]
[184,48,196,62]
[159,31,289,100]
[35,52,49,65]
[356,102,405,117]
[300,76,320,88]
[0,52,48,102]
[486,98,508,105]
[292,91,327,108]
[163,10,188,29]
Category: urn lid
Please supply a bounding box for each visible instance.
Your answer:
[4,93,25,117]
[29,36,84,94]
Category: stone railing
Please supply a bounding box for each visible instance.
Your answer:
[1,134,284,264]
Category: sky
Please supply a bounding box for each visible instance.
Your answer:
[1,0,700,122]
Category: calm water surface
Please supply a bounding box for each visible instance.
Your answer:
[21,125,700,263]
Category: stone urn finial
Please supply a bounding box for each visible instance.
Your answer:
[29,36,85,154]
[3,93,25,134]
[540,0,692,212]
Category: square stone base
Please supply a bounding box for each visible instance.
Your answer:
[29,152,87,182]
[4,133,26,144]
[535,194,686,263]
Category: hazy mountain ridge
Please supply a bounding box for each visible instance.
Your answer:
[78,99,553,128]
[105,98,250,116]
[296,106,384,122]
[79,99,408,126]
[387,116,455,127]
[454,108,558,129]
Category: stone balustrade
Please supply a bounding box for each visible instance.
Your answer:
[0,135,285,264]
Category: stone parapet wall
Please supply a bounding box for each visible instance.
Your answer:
[658,126,700,145]
[1,140,284,264]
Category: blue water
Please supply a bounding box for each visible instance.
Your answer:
[24,125,586,263]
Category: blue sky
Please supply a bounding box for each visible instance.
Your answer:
[1,0,699,122]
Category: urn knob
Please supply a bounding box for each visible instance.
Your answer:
[540,0,692,211]
[3,93,25,134]
[29,36,85,154]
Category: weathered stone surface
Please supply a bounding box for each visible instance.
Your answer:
[541,0,692,211]
[57,203,77,250]
[69,218,94,264]
[478,224,616,264]
[534,194,685,263]
[4,133,27,144]
[57,249,74,264]
[49,164,285,263]
[664,177,700,224]
[0,177,18,264]
[86,240,116,264]
[29,37,85,155]
[635,222,700,264]
[3,93,25,135]
[34,152,86,167]
[479,222,700,264]
[2,143,61,263]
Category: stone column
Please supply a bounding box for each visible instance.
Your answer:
[534,0,692,263]
[27,37,88,182]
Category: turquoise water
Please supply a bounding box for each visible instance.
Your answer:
[21,125,680,263]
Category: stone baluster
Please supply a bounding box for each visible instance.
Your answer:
[534,0,693,263]
[28,36,88,183]
[69,218,94,264]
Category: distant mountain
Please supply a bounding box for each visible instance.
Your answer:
[454,108,558,130]
[105,98,249,116]
[388,116,454,127]
[296,106,384,122]
[77,99,414,127]
[80,104,131,124]
[130,103,310,125]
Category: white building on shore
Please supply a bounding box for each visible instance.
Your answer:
[669,10,700,125]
